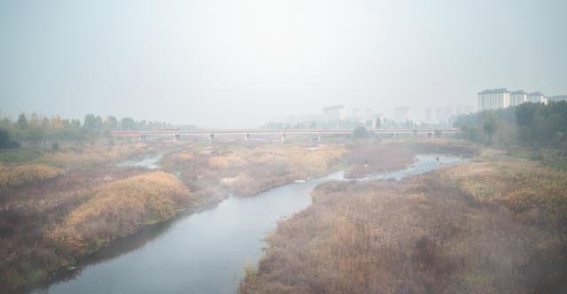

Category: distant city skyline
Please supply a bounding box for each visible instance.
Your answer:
[476,87,563,112]
[2,0,566,128]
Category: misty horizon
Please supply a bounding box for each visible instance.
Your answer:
[2,0,566,128]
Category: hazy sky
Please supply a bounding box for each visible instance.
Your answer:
[1,0,566,128]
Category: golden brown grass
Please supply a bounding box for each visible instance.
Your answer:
[434,160,567,232]
[0,164,63,187]
[242,158,567,293]
[0,142,191,293]
[344,141,415,178]
[162,142,346,197]
[48,172,193,256]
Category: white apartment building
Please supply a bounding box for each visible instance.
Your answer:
[527,92,548,104]
[478,89,511,111]
[477,88,558,112]
[509,90,527,107]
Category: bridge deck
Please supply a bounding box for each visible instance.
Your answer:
[112,129,461,137]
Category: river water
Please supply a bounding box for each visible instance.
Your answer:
[32,154,464,294]
[115,154,164,170]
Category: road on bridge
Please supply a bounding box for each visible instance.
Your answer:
[111,129,461,140]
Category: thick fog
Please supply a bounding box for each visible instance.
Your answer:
[1,0,566,128]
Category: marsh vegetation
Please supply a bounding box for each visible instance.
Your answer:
[240,143,567,294]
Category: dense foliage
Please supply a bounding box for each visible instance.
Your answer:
[454,101,567,147]
[0,113,193,148]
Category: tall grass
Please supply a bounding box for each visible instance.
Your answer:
[48,172,193,255]
[344,142,414,178]
[0,164,62,187]
[244,158,567,293]
[162,142,346,197]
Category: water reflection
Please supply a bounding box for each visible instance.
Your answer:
[116,154,164,169]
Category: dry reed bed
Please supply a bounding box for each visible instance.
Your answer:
[408,138,480,158]
[48,172,193,256]
[0,164,63,187]
[344,142,415,178]
[0,171,194,293]
[0,142,187,293]
[161,143,346,198]
[241,159,567,293]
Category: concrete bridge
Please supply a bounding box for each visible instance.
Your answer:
[112,129,461,142]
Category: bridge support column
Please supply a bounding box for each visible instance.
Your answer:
[245,133,250,141]
[140,135,147,141]
[209,133,215,141]
[280,133,286,142]
[318,133,321,141]
[392,132,396,138]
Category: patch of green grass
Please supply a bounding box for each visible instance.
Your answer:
[506,149,533,159]
[543,157,567,170]
[0,148,44,163]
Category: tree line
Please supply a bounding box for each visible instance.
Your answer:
[0,113,190,149]
[454,101,567,147]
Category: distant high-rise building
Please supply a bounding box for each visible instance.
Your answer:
[527,92,547,104]
[477,88,552,112]
[351,108,362,120]
[478,89,511,111]
[510,90,527,107]
[365,108,373,120]
[395,107,411,123]
[548,95,567,102]
[425,108,433,123]
[443,106,452,121]
[323,105,346,121]
[463,105,475,114]
[435,107,444,122]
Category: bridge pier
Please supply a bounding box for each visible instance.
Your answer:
[244,133,250,141]
[280,133,286,142]
[140,135,147,141]
[209,133,215,141]
[318,133,321,142]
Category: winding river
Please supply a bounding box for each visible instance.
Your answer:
[32,154,464,294]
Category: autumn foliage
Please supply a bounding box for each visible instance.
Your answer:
[48,172,192,256]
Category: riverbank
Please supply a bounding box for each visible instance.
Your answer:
[159,142,346,198]
[239,149,567,293]
[0,142,172,293]
[0,139,347,293]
